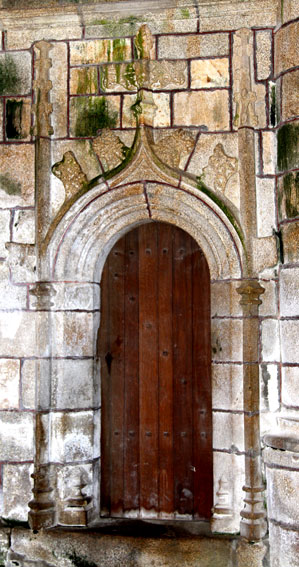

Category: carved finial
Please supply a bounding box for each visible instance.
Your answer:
[52,151,88,201]
[92,129,128,171]
[32,40,53,137]
[237,280,265,305]
[151,129,195,168]
[135,24,155,60]
[203,143,238,193]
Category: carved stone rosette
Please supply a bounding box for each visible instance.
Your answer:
[237,280,267,542]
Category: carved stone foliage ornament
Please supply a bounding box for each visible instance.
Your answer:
[203,143,238,193]
[52,151,88,201]
[92,129,128,171]
[32,40,53,137]
[152,129,195,168]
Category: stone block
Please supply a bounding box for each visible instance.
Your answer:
[278,172,299,220]
[211,319,243,362]
[262,131,276,175]
[213,411,244,452]
[0,144,35,207]
[69,95,121,137]
[0,51,32,96]
[211,281,242,317]
[6,243,36,283]
[256,30,272,81]
[12,209,35,244]
[2,463,33,521]
[190,58,229,89]
[70,66,98,95]
[5,98,31,141]
[174,90,230,130]
[52,358,94,409]
[158,33,229,59]
[0,411,34,460]
[281,0,299,22]
[268,522,299,567]
[50,411,94,462]
[281,366,299,407]
[280,267,299,316]
[260,363,279,412]
[0,265,27,309]
[252,236,277,274]
[122,92,170,128]
[0,530,9,565]
[50,42,68,138]
[0,358,20,409]
[38,282,100,311]
[52,311,95,357]
[6,19,82,50]
[280,320,299,363]
[282,222,299,263]
[213,451,244,515]
[70,38,132,66]
[0,210,10,258]
[282,70,299,121]
[275,21,299,75]
[261,319,280,362]
[259,279,277,317]
[21,359,36,409]
[0,312,36,357]
[267,466,299,526]
[212,363,243,411]
[200,0,277,31]
[256,178,276,238]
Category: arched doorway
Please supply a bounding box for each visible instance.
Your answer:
[98,221,212,520]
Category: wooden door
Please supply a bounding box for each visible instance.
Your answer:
[98,222,212,520]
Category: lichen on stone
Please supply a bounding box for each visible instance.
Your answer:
[277,123,299,171]
[0,55,19,95]
[0,174,22,195]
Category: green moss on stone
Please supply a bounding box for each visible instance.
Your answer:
[112,38,127,62]
[0,55,19,95]
[74,97,118,137]
[76,68,97,95]
[0,174,22,195]
[283,171,299,218]
[130,94,142,120]
[277,123,299,171]
[180,8,190,18]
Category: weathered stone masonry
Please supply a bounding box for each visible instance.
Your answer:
[0,1,298,566]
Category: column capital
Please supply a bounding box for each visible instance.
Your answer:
[237,280,265,306]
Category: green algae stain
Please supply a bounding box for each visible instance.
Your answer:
[0,55,19,95]
[112,38,128,62]
[76,67,97,95]
[283,172,299,218]
[277,123,299,171]
[180,8,190,18]
[74,97,118,137]
[0,174,22,195]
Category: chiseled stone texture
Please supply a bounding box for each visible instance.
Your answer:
[256,178,276,238]
[212,363,243,411]
[191,58,229,89]
[174,90,230,130]
[2,463,33,521]
[280,267,299,316]
[261,319,280,362]
[50,411,94,462]
[281,70,299,121]
[0,144,35,207]
[12,209,35,244]
[70,38,132,65]
[158,33,229,59]
[9,527,236,567]
[0,312,36,357]
[0,358,20,409]
[255,30,272,81]
[275,20,299,76]
[281,366,299,407]
[280,320,299,364]
[0,412,34,460]
[50,42,68,138]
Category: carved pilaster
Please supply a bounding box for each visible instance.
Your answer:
[32,40,53,138]
[237,280,267,542]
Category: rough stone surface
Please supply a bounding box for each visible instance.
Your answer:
[275,21,299,75]
[211,281,242,317]
[280,320,299,364]
[211,319,243,362]
[0,358,20,409]
[262,131,276,175]
[256,177,276,237]
[256,30,272,81]
[261,319,280,362]
[70,66,98,95]
[6,243,36,283]
[278,172,299,220]
[0,51,32,95]
[259,279,277,317]
[52,358,95,409]
[158,33,229,59]
[0,264,27,310]
[280,267,299,316]
[212,363,243,411]
[281,70,299,121]
[50,411,94,462]
[5,18,82,50]
[0,412,34,460]
[281,0,299,23]
[123,92,171,128]
[236,538,267,567]
[200,0,276,31]
[2,463,33,521]
[0,144,35,207]
[268,522,299,567]
[281,366,299,407]
[191,58,229,89]
[213,411,244,453]
[52,312,95,357]
[0,210,10,258]
[69,95,121,136]
[70,39,132,66]
[0,312,36,357]
[282,222,299,263]
[50,42,68,138]
[174,91,230,130]
[252,236,277,274]
[12,209,35,244]
[21,359,36,409]
[260,364,279,412]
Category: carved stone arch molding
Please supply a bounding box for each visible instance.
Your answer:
[29,123,247,534]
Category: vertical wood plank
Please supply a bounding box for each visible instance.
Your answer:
[109,239,125,517]
[139,223,159,514]
[99,255,111,517]
[123,228,140,514]
[158,223,174,516]
[173,227,194,516]
[192,243,213,519]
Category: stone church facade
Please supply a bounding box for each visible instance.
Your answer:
[0,0,298,565]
